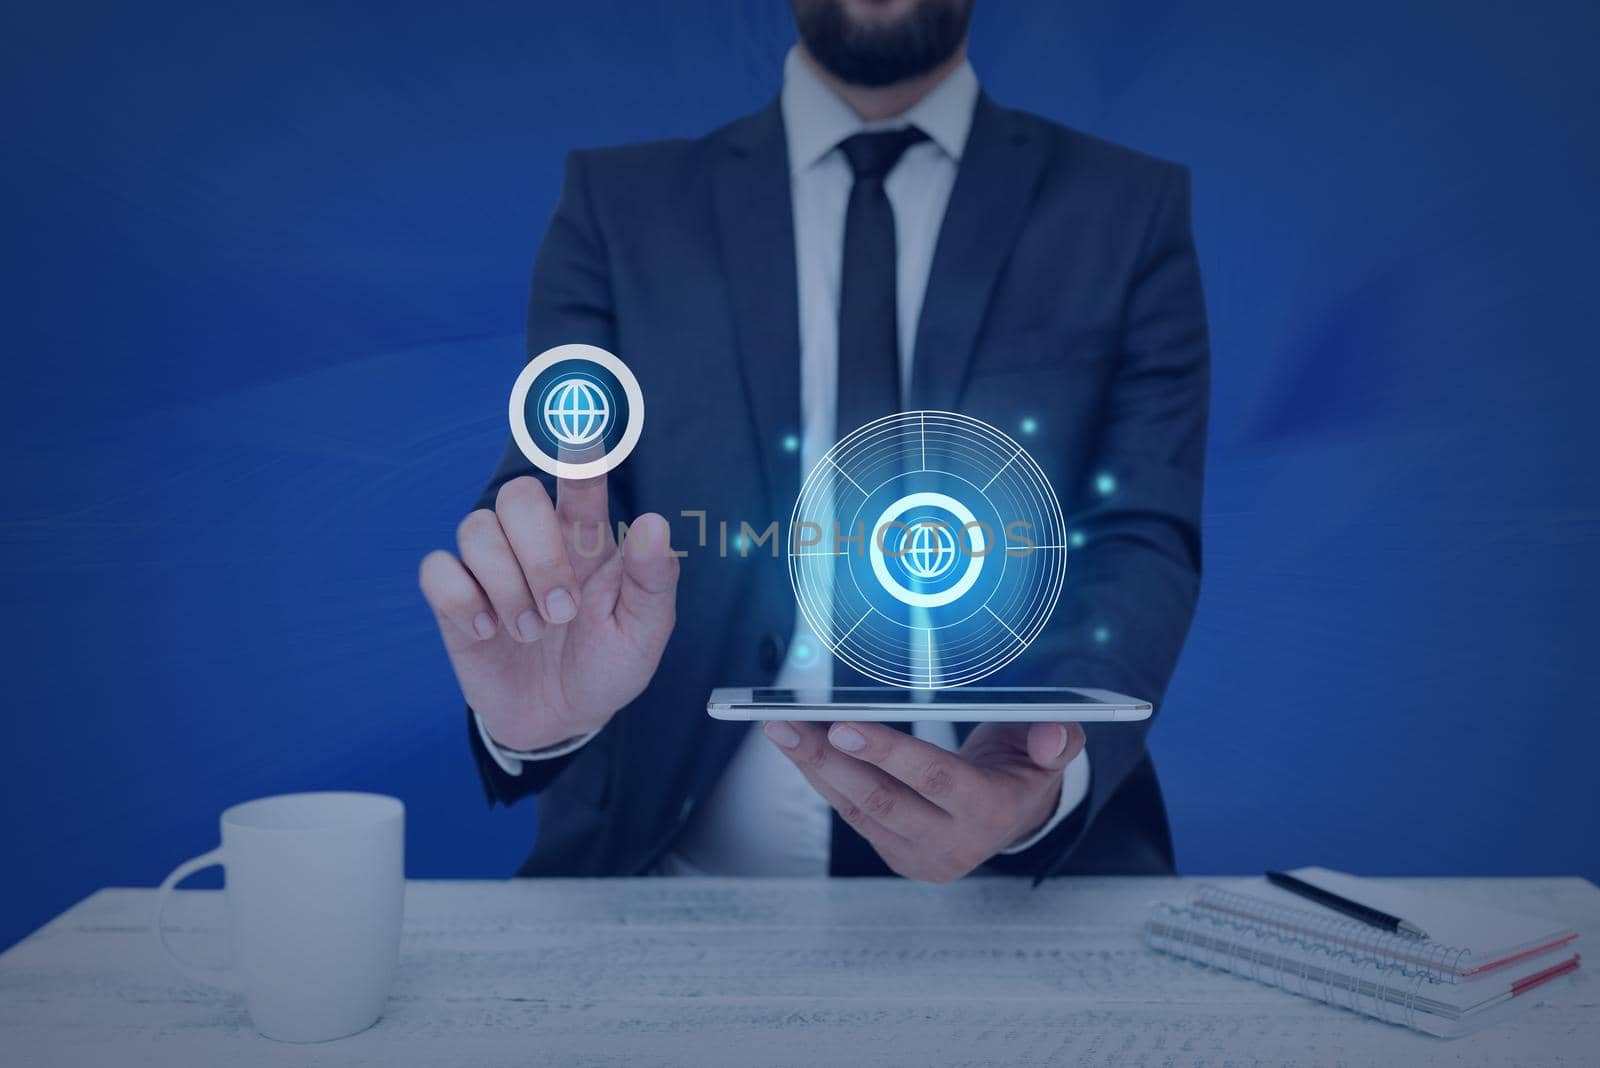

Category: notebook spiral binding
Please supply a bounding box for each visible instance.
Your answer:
[1144,888,1477,1032]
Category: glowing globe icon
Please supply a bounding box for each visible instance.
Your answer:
[899,520,959,581]
[543,376,611,447]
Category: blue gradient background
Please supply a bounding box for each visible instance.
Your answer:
[3,2,1597,950]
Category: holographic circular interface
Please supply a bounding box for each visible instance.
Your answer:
[789,411,1067,689]
[509,344,644,479]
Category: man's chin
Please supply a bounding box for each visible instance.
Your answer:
[793,0,974,89]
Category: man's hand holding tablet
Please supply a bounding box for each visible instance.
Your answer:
[762,719,1086,882]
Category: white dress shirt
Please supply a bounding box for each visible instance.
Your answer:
[482,47,1089,875]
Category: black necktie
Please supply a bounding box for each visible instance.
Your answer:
[834,126,928,440]
[829,127,926,877]
[830,126,929,664]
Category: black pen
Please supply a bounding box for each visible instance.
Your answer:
[1265,871,1430,940]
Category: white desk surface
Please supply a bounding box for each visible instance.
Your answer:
[1,876,1594,1066]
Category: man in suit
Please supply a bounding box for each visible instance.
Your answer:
[419,0,1207,881]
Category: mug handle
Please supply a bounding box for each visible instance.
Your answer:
[153,847,238,990]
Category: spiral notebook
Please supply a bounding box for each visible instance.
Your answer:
[1146,867,1581,1037]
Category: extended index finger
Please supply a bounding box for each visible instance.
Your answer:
[556,471,613,580]
[827,722,984,815]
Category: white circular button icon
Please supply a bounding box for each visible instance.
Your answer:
[509,344,644,479]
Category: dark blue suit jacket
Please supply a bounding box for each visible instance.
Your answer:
[467,93,1209,879]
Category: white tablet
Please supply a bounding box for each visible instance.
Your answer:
[706,686,1151,722]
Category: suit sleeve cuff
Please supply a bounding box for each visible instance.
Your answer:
[473,711,597,776]
[997,746,1091,856]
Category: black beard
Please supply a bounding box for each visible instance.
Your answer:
[792,0,975,88]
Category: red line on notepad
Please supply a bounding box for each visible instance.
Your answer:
[1465,934,1580,977]
[1511,954,1581,997]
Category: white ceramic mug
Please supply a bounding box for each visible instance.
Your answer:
[154,792,405,1043]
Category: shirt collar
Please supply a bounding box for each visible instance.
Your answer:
[780,45,980,175]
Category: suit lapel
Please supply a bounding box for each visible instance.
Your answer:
[711,101,804,519]
[910,94,1051,412]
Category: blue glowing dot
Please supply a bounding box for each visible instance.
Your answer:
[791,639,815,665]
[1092,625,1111,644]
[1068,530,1087,549]
[1094,472,1117,497]
[781,433,801,453]
[732,532,749,553]
[1020,417,1038,435]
